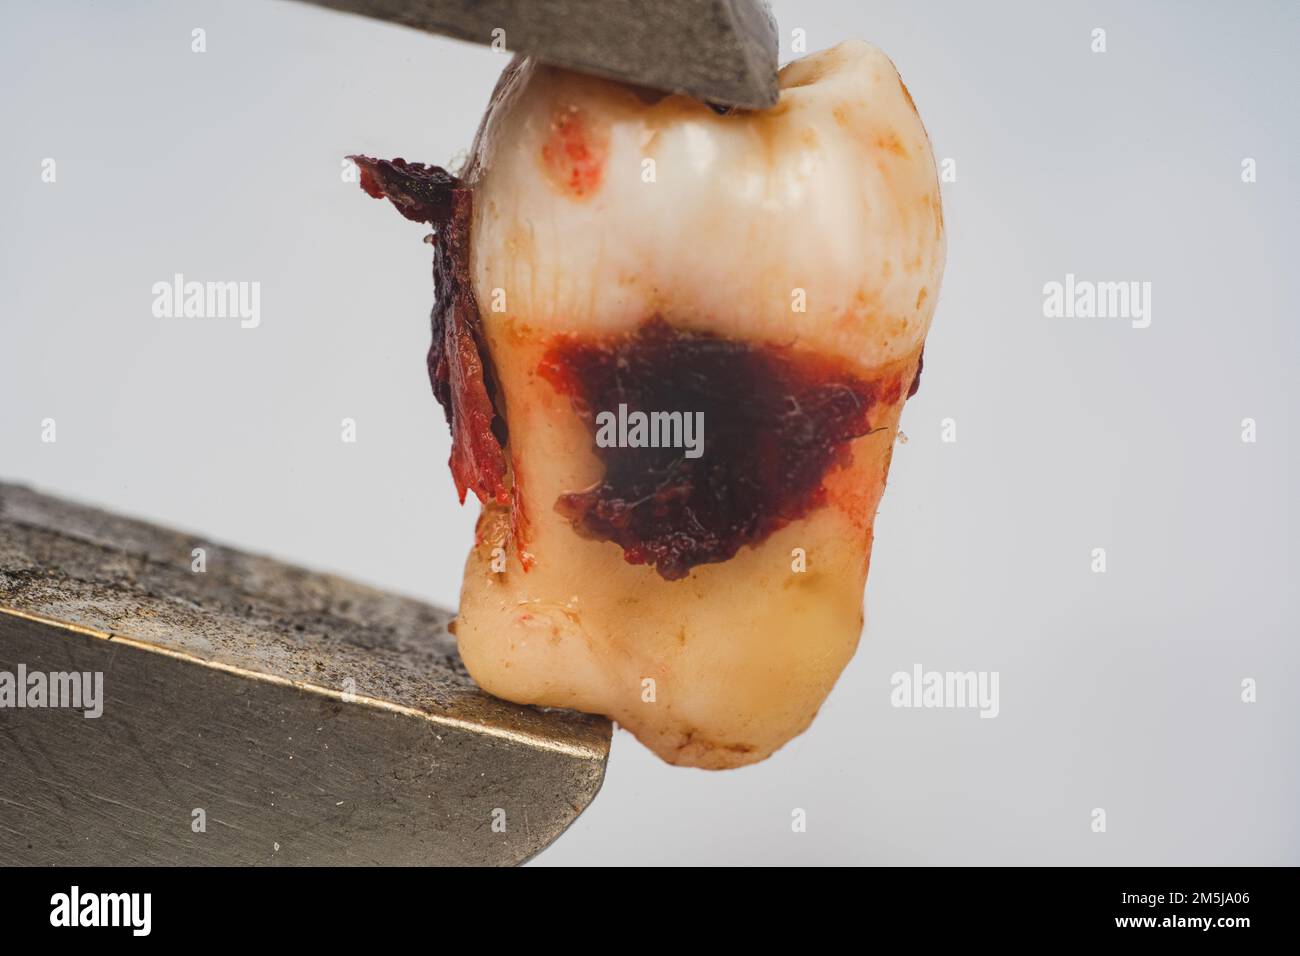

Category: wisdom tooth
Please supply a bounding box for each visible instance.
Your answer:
[353,39,945,768]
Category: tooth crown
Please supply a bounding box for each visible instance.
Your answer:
[470,39,945,370]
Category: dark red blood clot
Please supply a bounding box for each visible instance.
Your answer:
[350,155,509,507]
[351,156,458,224]
[539,318,885,581]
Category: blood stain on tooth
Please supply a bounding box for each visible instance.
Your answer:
[907,347,925,399]
[509,460,536,570]
[875,131,908,157]
[539,105,609,199]
[538,317,886,581]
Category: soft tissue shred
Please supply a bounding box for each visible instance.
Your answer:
[539,318,882,580]
[349,155,510,508]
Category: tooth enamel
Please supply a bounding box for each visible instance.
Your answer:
[469,40,943,365]
[448,40,945,768]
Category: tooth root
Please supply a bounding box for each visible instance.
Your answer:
[358,40,945,768]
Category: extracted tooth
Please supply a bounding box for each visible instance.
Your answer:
[353,39,945,768]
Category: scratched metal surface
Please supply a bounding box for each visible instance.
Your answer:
[0,482,610,865]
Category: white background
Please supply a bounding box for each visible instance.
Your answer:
[2,0,1297,864]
